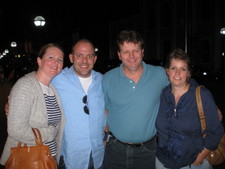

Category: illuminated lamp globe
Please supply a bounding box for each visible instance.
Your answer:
[220,27,225,35]
[11,42,17,47]
[4,49,9,53]
[34,16,46,27]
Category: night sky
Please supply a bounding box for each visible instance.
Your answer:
[0,0,141,52]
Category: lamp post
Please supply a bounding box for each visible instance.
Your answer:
[184,0,188,53]
[220,27,225,73]
[33,16,46,53]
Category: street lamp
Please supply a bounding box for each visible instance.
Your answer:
[34,16,46,27]
[4,49,9,54]
[220,27,225,35]
[11,42,17,47]
[33,16,46,61]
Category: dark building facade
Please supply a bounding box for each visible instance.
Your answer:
[109,0,225,75]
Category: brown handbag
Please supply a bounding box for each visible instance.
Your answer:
[196,86,225,166]
[5,128,57,169]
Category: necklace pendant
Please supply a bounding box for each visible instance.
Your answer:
[174,108,177,116]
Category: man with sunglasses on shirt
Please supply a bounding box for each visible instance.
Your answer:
[52,39,106,169]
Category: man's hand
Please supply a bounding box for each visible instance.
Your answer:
[5,96,9,117]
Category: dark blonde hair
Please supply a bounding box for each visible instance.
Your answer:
[38,43,64,59]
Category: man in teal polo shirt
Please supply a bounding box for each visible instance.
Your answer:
[102,30,169,169]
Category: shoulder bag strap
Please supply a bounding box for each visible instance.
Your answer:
[196,85,207,138]
[32,128,43,146]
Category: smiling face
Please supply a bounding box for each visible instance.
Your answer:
[118,41,144,72]
[37,46,64,78]
[166,58,191,87]
[69,40,97,78]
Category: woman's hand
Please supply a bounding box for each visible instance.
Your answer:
[192,148,211,165]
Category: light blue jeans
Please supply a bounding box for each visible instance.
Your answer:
[156,157,212,169]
